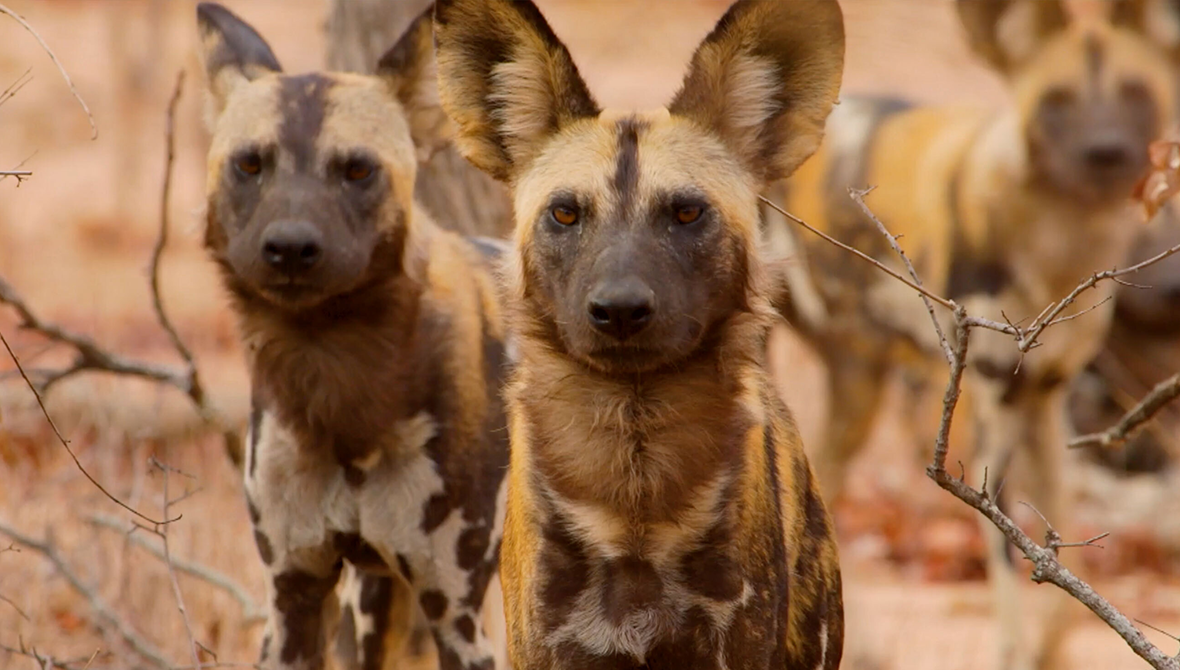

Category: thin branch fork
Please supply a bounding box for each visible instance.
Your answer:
[771,190,1180,668]
[0,640,101,670]
[1069,372,1180,449]
[0,519,170,669]
[0,328,177,526]
[152,454,204,670]
[86,514,265,624]
[0,69,244,468]
[0,3,97,139]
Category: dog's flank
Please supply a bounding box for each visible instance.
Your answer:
[434,0,846,668]
[197,4,510,670]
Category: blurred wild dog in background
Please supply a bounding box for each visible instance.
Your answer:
[762,0,1180,668]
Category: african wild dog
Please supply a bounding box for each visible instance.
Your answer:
[196,4,511,670]
[434,0,846,668]
[762,1,1180,668]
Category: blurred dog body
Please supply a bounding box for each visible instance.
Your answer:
[763,1,1180,669]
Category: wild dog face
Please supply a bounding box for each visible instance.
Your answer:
[199,2,444,312]
[959,0,1180,203]
[434,0,844,375]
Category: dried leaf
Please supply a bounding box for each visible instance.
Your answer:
[1134,138,1180,220]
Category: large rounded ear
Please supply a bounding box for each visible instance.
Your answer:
[375,4,450,164]
[668,0,845,186]
[432,0,600,182]
[196,3,281,119]
[955,0,1068,73]
[1110,0,1180,61]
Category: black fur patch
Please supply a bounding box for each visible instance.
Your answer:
[455,614,477,644]
[333,533,388,573]
[197,3,282,76]
[613,118,644,213]
[538,512,591,633]
[600,556,664,626]
[359,575,394,670]
[680,520,742,602]
[419,590,449,620]
[273,566,342,664]
[248,400,263,478]
[945,139,1011,300]
[254,529,275,565]
[277,73,333,172]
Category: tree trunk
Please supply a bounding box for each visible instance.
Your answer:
[325,0,513,240]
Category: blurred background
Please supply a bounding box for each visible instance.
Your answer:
[1,0,1179,668]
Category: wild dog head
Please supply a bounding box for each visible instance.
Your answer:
[434,0,844,375]
[197,2,443,313]
[958,0,1180,203]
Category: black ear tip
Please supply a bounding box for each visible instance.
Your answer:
[196,2,232,27]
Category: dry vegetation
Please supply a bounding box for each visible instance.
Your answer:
[2,1,1180,668]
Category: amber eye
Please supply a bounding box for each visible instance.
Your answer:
[344,159,374,183]
[676,205,703,224]
[551,205,578,226]
[234,152,262,177]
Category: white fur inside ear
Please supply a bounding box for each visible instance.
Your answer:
[488,50,557,156]
[995,1,1041,66]
[1147,0,1180,50]
[723,53,780,135]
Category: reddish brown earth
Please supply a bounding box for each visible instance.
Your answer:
[1,1,1177,668]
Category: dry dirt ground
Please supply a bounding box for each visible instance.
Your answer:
[2,1,1180,668]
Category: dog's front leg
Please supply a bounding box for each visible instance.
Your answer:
[257,555,344,670]
[245,445,346,668]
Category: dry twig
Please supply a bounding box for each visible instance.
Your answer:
[0,593,29,621]
[777,189,1180,669]
[1069,372,1180,449]
[0,641,101,670]
[151,455,204,670]
[0,69,244,467]
[0,520,170,668]
[0,328,175,526]
[0,3,96,138]
[86,514,265,624]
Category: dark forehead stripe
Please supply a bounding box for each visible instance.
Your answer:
[614,117,645,212]
[278,73,334,171]
[1084,33,1104,98]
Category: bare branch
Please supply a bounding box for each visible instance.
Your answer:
[86,514,265,623]
[1069,372,1180,449]
[0,328,176,526]
[0,69,245,468]
[0,593,28,621]
[0,520,170,668]
[927,469,1179,668]
[0,4,96,139]
[1016,241,1180,353]
[849,186,954,362]
[152,456,203,670]
[759,195,957,311]
[0,641,101,670]
[0,150,38,186]
[774,190,1180,668]
[0,67,32,107]
[151,71,201,396]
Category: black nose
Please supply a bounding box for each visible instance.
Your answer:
[587,278,655,341]
[261,220,323,275]
[1083,143,1131,171]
